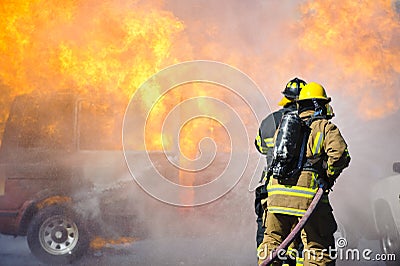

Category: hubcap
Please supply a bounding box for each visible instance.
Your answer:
[39,215,79,255]
[381,223,400,254]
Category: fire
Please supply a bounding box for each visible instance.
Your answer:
[36,196,72,210]
[297,0,400,119]
[90,236,136,250]
[0,0,240,206]
[0,0,186,143]
[143,83,231,204]
[178,116,219,205]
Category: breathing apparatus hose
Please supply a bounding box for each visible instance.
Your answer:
[259,186,325,266]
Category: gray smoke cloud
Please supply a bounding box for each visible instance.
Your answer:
[163,0,400,259]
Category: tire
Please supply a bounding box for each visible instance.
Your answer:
[27,204,89,265]
[375,204,400,266]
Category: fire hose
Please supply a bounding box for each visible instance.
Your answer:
[259,187,325,266]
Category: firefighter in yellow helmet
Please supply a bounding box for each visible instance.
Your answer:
[258,82,350,265]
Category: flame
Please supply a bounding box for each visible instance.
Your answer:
[143,83,231,205]
[90,236,136,250]
[0,0,186,141]
[0,0,234,207]
[298,0,400,119]
[0,0,251,206]
[0,0,199,205]
[178,116,218,205]
[36,196,72,209]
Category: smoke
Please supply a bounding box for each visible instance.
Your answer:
[162,0,400,257]
[1,0,400,265]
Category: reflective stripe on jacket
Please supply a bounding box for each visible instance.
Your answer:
[266,110,350,216]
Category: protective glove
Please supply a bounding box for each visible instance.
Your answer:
[317,177,335,191]
[255,185,268,217]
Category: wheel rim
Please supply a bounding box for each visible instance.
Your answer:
[39,215,79,255]
[381,223,400,254]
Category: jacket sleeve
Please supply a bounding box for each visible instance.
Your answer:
[254,113,278,155]
[323,122,351,179]
[255,128,268,155]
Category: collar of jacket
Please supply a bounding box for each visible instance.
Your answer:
[299,110,315,119]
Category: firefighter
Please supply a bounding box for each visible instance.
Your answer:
[255,78,306,264]
[258,82,351,265]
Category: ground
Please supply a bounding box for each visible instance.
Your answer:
[0,234,389,266]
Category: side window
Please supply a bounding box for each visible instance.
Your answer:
[35,99,75,150]
[1,94,122,153]
[4,95,75,151]
[78,100,122,150]
[11,100,40,149]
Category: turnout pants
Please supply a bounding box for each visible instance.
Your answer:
[258,204,337,266]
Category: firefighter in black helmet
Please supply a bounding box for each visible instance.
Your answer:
[254,78,306,263]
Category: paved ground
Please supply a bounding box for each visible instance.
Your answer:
[0,234,393,266]
[0,234,256,266]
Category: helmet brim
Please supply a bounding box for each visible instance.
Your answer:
[278,96,293,106]
[297,96,331,103]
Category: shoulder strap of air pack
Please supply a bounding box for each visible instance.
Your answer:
[302,110,328,175]
[286,109,329,179]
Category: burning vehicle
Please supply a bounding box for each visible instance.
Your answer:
[0,92,170,264]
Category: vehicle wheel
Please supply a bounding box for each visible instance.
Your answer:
[375,205,400,265]
[27,204,89,265]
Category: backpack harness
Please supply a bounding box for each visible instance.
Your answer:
[265,108,327,183]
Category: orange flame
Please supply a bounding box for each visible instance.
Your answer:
[0,0,186,141]
[143,83,232,205]
[36,196,72,210]
[298,0,400,119]
[90,236,136,250]
[0,0,241,206]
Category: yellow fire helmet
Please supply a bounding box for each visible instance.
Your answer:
[297,82,331,102]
